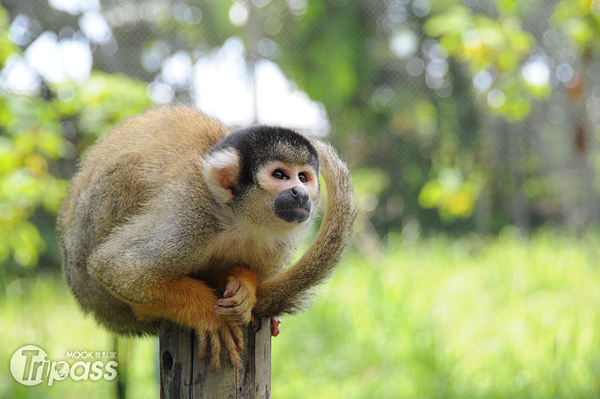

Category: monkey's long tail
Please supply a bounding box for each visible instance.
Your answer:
[253,139,357,318]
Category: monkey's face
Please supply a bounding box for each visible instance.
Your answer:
[229,161,319,229]
[202,126,321,229]
[253,161,320,225]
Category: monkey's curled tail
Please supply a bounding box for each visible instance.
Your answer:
[253,139,357,318]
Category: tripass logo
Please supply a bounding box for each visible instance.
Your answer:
[10,345,118,386]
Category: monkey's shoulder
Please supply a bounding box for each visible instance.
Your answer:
[85,106,229,168]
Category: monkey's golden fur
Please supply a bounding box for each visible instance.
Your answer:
[58,105,356,370]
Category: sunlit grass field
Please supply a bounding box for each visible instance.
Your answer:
[2,228,599,398]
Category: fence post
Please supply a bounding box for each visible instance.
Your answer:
[159,318,271,399]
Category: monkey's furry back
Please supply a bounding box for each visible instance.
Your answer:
[58,106,229,335]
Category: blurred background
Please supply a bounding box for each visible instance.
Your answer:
[1,0,600,398]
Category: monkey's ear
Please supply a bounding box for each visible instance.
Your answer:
[202,149,240,202]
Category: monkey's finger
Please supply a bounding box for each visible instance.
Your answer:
[216,295,243,308]
[215,306,248,325]
[221,327,242,366]
[213,307,236,324]
[214,305,234,317]
[196,331,209,359]
[208,331,221,371]
[230,323,244,352]
[214,304,237,316]
[223,278,241,298]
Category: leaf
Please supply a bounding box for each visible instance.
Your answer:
[424,6,472,38]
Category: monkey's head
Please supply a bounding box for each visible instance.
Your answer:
[202,126,320,229]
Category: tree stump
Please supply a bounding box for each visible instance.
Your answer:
[160,318,271,399]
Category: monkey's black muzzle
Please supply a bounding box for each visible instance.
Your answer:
[274,186,312,223]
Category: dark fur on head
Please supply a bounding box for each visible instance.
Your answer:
[209,126,319,196]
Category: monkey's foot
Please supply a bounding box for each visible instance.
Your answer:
[271,317,281,337]
[196,319,243,371]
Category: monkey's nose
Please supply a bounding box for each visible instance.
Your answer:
[290,186,309,204]
[275,186,312,222]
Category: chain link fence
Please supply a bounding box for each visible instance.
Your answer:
[3,0,599,252]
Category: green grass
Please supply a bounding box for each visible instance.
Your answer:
[2,228,600,398]
[0,274,158,399]
[272,228,600,398]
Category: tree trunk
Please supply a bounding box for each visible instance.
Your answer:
[160,318,271,399]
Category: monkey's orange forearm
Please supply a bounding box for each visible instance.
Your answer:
[130,276,221,330]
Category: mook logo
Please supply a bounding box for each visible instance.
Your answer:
[10,345,118,386]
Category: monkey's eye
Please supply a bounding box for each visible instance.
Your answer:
[298,173,308,183]
[272,169,288,180]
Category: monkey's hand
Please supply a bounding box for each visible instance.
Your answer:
[214,267,260,325]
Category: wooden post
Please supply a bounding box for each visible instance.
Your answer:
[159,318,271,399]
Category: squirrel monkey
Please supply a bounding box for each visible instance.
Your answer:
[58,105,356,371]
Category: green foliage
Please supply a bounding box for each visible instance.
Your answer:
[413,100,438,139]
[70,73,153,149]
[424,3,544,122]
[419,170,480,221]
[352,168,390,198]
[551,0,600,52]
[1,0,598,259]
[0,8,17,64]
[0,13,151,275]
[1,232,598,398]
[269,0,570,228]
[278,1,365,106]
[353,168,391,217]
[272,229,600,398]
[0,273,158,399]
